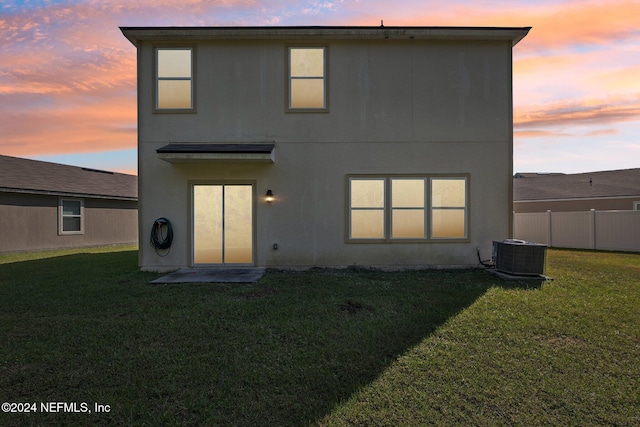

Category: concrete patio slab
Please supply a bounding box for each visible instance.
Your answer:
[150,268,266,284]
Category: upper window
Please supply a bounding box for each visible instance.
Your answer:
[156,47,194,111]
[348,176,468,242]
[59,198,84,235]
[288,47,327,111]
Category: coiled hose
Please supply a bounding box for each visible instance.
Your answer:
[150,217,173,255]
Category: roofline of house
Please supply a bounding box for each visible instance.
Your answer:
[120,25,531,47]
[0,187,138,202]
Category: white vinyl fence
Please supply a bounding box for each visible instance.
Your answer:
[514,210,640,252]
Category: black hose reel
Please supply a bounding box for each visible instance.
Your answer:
[150,217,173,256]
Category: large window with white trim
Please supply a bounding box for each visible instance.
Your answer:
[348,175,468,241]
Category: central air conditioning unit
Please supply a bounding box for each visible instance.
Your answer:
[492,239,547,276]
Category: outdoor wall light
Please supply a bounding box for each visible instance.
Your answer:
[265,189,274,203]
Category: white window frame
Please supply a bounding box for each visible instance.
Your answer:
[347,174,469,243]
[634,201,640,211]
[287,46,328,112]
[154,46,195,113]
[59,198,84,235]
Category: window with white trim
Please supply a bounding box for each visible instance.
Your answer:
[59,198,84,235]
[156,47,194,111]
[348,175,468,241]
[288,46,327,110]
[634,201,640,210]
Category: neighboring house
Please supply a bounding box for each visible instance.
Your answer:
[514,169,640,213]
[0,155,138,253]
[121,25,530,272]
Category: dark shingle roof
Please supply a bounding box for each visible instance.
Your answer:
[514,168,640,201]
[0,155,137,200]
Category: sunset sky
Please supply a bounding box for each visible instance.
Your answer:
[1,0,639,175]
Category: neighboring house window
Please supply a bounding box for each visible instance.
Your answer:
[634,201,640,210]
[348,175,468,241]
[156,47,194,111]
[59,198,84,235]
[288,46,327,111]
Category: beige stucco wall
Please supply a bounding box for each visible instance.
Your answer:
[0,192,138,253]
[136,38,515,271]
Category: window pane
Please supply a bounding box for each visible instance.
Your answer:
[158,80,192,109]
[351,179,385,208]
[290,48,324,77]
[224,185,253,264]
[158,49,191,78]
[193,185,223,264]
[392,179,425,208]
[432,178,466,207]
[432,209,466,238]
[63,217,81,232]
[392,209,425,239]
[62,201,80,216]
[351,210,384,239]
[290,79,324,109]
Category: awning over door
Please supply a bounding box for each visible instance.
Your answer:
[157,143,275,163]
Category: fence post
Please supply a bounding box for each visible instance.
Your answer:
[546,210,552,247]
[590,209,596,250]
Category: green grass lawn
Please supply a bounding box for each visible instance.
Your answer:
[0,246,638,426]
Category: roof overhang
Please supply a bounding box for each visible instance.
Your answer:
[156,143,275,163]
[121,26,531,47]
[0,187,137,201]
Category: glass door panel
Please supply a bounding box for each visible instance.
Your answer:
[193,185,223,264]
[223,185,253,264]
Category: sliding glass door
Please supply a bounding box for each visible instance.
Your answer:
[193,184,253,265]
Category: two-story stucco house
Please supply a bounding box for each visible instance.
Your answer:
[121,25,530,272]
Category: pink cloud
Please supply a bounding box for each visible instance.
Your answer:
[515,130,573,139]
[1,90,136,157]
[588,64,640,93]
[515,95,640,129]
[515,128,620,139]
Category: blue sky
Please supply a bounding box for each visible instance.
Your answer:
[1,0,639,175]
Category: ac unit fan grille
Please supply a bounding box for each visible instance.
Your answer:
[493,240,546,276]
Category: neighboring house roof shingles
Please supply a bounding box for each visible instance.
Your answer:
[0,155,137,200]
[514,168,640,201]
